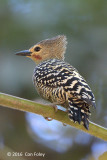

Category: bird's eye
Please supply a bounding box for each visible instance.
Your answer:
[34,46,41,52]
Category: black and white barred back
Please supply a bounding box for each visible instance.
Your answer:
[33,59,96,129]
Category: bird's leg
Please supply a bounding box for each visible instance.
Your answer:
[44,105,58,121]
[51,104,58,112]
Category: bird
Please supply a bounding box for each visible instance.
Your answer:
[16,35,96,130]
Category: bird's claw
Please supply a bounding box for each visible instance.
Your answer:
[51,105,58,112]
[63,123,67,126]
[44,117,53,121]
[44,105,57,121]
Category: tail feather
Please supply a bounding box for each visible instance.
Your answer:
[68,99,90,130]
[77,107,82,124]
[83,114,89,130]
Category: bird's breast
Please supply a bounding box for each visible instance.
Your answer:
[32,59,95,107]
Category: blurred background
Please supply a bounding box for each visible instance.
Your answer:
[0,0,107,160]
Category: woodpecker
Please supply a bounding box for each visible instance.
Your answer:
[16,35,96,130]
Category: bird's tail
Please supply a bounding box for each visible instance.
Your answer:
[68,98,91,130]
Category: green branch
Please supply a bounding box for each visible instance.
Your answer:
[0,92,107,141]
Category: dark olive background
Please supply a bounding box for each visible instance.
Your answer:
[0,0,107,160]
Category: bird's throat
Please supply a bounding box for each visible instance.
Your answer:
[32,54,42,60]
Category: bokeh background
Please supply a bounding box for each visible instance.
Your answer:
[0,0,107,160]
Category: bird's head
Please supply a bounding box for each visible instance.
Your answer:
[16,35,67,64]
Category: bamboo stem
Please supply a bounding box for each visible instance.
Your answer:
[0,92,107,141]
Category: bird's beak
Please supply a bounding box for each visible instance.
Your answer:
[15,50,32,56]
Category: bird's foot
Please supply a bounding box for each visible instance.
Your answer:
[62,109,67,126]
[50,104,58,112]
[65,108,68,112]
[44,105,58,121]
[44,117,53,121]
[63,123,67,126]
